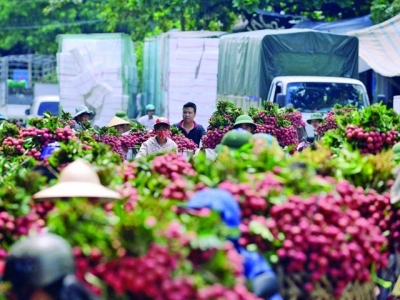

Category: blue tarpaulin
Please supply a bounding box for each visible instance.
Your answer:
[293,15,373,34]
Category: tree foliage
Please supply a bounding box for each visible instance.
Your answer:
[0,0,397,56]
[234,0,371,20]
[370,0,400,24]
[0,0,107,55]
[98,0,238,41]
[93,0,377,41]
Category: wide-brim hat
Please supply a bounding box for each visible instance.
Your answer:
[107,116,130,128]
[306,113,324,124]
[73,105,95,120]
[233,114,256,129]
[33,159,121,203]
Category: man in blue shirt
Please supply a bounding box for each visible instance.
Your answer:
[183,189,283,300]
[173,102,206,148]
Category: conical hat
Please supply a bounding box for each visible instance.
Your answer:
[107,116,130,127]
[33,159,122,203]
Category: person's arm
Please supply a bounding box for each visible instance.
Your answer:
[71,122,82,132]
[198,125,207,148]
[241,249,282,299]
[135,142,148,160]
[60,274,100,300]
[252,273,280,299]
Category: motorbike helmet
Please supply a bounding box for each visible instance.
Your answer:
[154,117,171,131]
[115,110,129,121]
[3,233,75,288]
[216,129,252,153]
[40,142,61,160]
[145,104,156,111]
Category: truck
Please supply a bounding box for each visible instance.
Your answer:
[216,28,370,137]
[0,83,59,126]
[25,95,60,120]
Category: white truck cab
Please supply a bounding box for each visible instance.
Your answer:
[25,95,60,125]
[267,76,370,137]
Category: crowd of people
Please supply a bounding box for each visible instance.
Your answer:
[69,102,206,160]
[64,100,331,161]
[1,99,326,161]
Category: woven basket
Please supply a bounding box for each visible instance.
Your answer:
[277,266,376,300]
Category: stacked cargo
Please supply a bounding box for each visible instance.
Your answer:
[57,33,138,126]
[142,31,224,128]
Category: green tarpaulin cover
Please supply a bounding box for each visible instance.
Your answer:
[217,29,359,100]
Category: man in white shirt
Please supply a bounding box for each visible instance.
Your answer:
[137,104,159,131]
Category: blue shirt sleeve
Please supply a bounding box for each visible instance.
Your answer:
[239,248,275,280]
[239,248,283,300]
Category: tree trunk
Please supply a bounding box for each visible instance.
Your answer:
[180,10,185,31]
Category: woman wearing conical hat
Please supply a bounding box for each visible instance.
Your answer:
[107,116,131,135]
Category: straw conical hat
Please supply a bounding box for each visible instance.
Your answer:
[33,159,121,202]
[107,116,130,127]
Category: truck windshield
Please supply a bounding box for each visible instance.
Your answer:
[38,102,59,116]
[286,82,369,113]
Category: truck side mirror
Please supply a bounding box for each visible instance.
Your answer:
[377,94,386,104]
[25,109,30,115]
[276,93,286,108]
